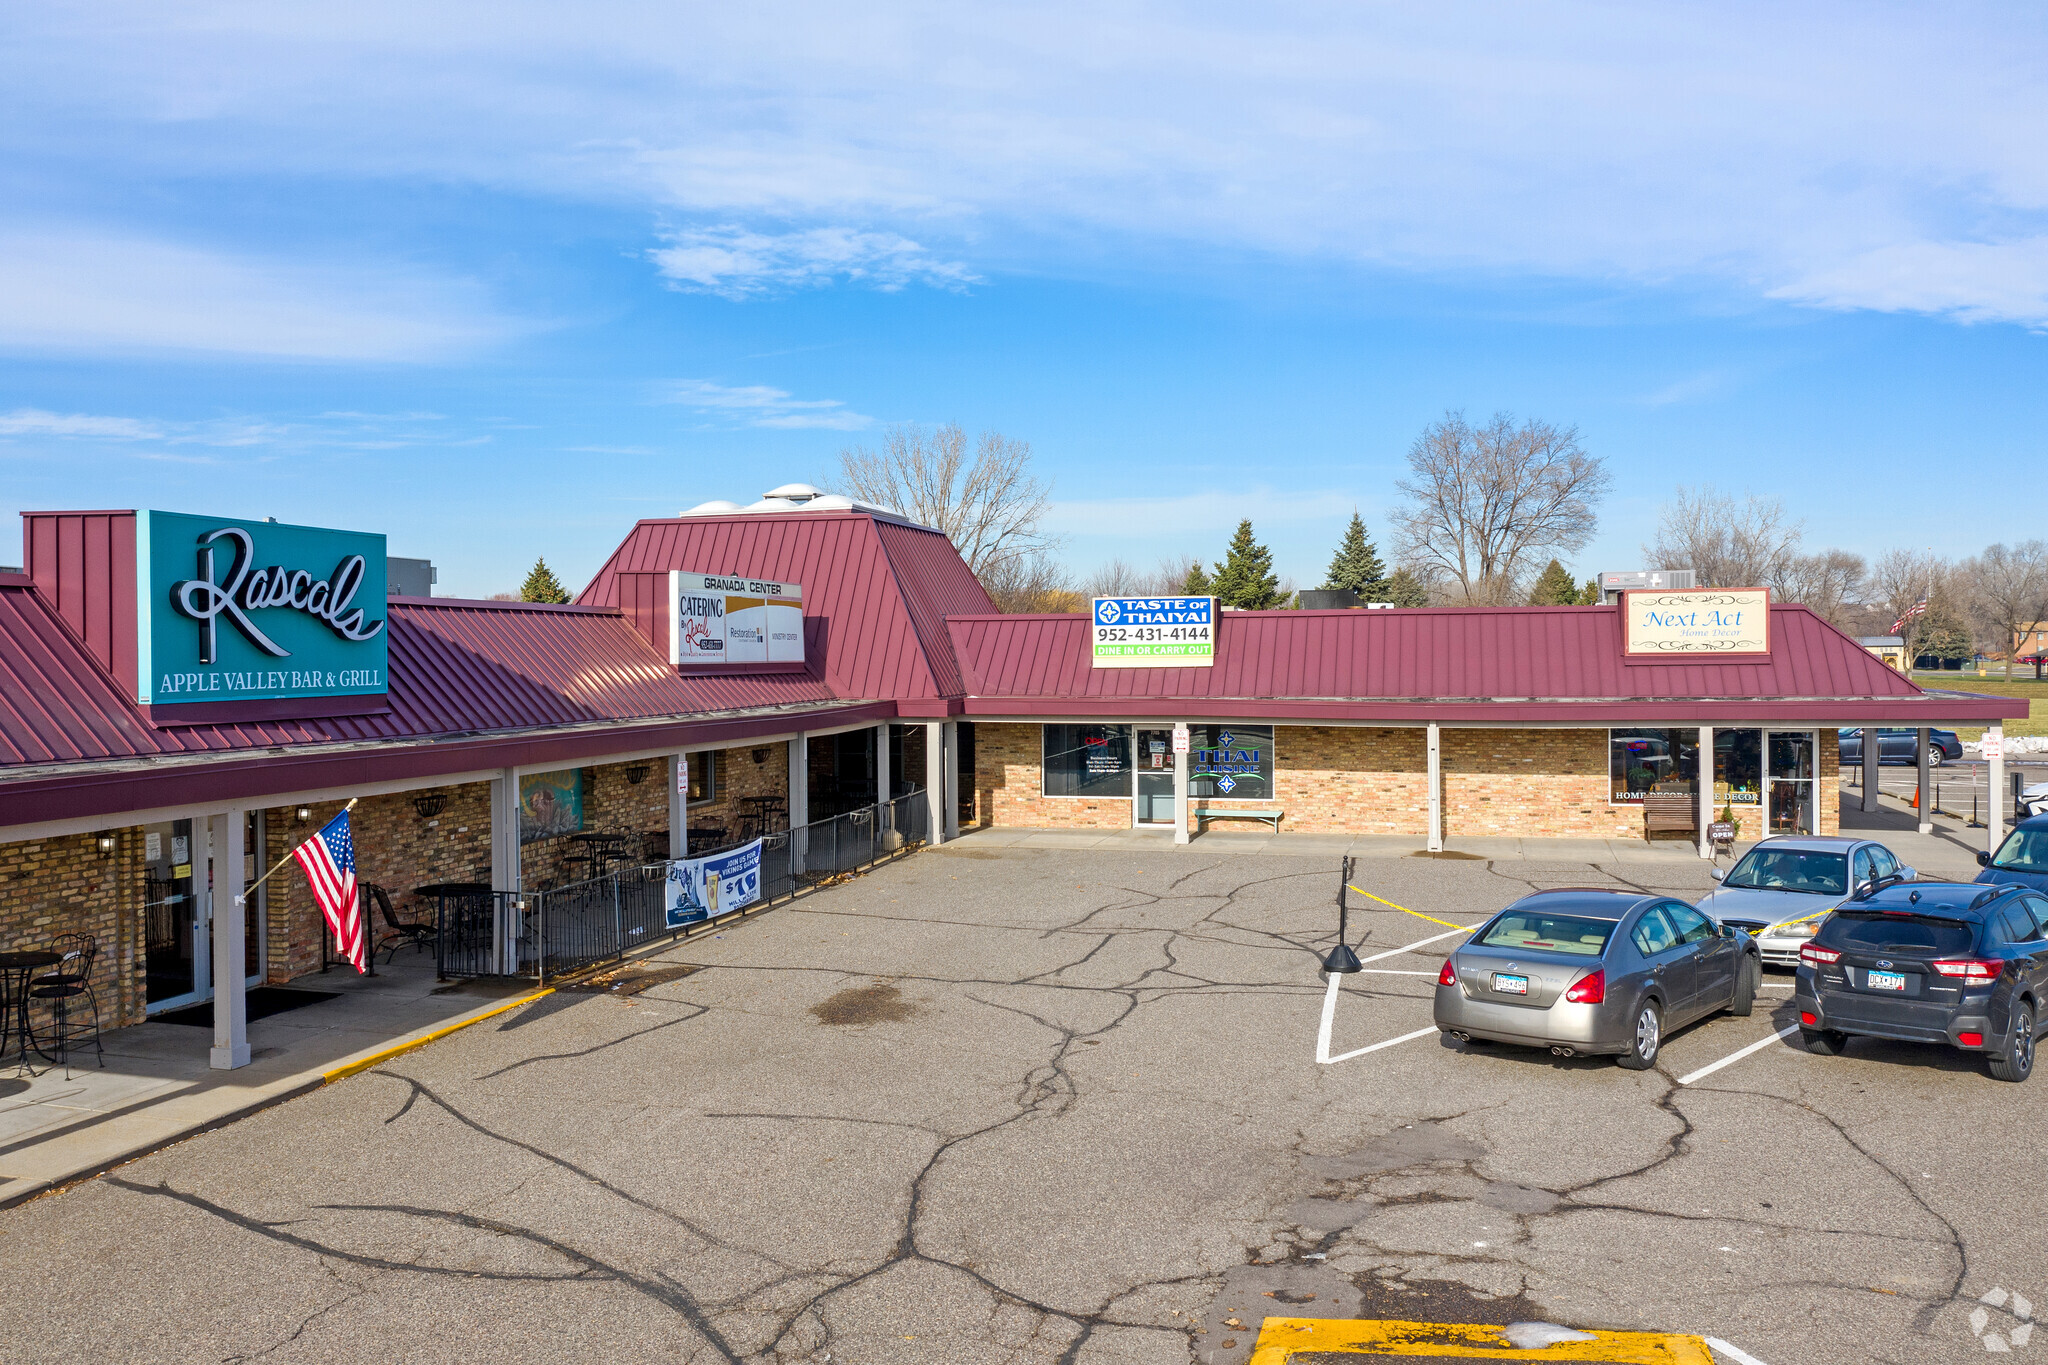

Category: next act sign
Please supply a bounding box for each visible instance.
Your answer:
[1090,596,1215,668]
[1623,588,1771,658]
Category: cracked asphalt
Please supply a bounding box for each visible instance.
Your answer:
[0,845,2039,1364]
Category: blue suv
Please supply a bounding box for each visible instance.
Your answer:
[1977,813,2048,893]
[1796,880,2048,1082]
[1837,728,1962,766]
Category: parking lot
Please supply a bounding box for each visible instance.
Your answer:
[0,840,2038,1364]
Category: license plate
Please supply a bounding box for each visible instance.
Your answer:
[1492,973,1528,995]
[1867,970,1907,992]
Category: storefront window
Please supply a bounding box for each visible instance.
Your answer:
[687,751,717,804]
[1608,728,1700,804]
[1043,725,1133,798]
[1188,725,1275,800]
[1713,729,1762,809]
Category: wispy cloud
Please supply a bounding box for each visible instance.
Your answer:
[0,408,161,439]
[649,226,977,300]
[659,378,872,430]
[1768,237,2048,328]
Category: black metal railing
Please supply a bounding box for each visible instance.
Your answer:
[430,792,932,981]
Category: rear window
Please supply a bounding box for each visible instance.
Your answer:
[1818,911,1977,957]
[1723,848,1848,895]
[1991,827,2048,874]
[1479,912,1614,956]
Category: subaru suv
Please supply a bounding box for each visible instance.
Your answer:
[1795,880,2048,1082]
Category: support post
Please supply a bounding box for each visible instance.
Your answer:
[669,752,690,860]
[1426,723,1444,854]
[1697,726,1714,858]
[925,720,947,845]
[490,767,522,974]
[788,735,809,873]
[876,723,892,806]
[209,807,250,1070]
[1988,723,2006,854]
[941,720,960,841]
[1916,728,1933,835]
[1860,726,1880,813]
[1172,723,1190,846]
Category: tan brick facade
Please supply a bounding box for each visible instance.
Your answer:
[974,722,1132,829]
[0,829,146,1026]
[1443,728,1629,839]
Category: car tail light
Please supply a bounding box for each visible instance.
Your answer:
[1959,1032,1985,1047]
[1933,959,2002,981]
[1437,960,1458,987]
[1564,970,1605,1004]
[1800,1011,1817,1026]
[1799,943,1841,967]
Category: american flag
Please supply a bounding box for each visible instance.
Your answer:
[294,809,366,973]
[1892,596,1928,634]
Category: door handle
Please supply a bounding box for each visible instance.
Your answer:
[1651,963,1664,974]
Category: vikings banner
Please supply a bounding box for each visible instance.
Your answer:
[664,838,764,929]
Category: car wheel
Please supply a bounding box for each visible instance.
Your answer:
[1728,956,1759,1017]
[1927,749,1946,768]
[1616,1000,1662,1070]
[1801,1027,1850,1056]
[1988,1002,2036,1083]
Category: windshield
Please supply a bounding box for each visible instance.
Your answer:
[1478,912,1614,956]
[1991,827,2048,873]
[1818,911,1976,957]
[1723,848,1848,895]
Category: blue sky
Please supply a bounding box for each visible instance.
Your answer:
[3,3,2045,596]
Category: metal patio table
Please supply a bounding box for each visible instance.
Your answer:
[0,950,61,1072]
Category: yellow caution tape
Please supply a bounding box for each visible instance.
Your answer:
[1348,885,1469,932]
[1249,1316,1715,1363]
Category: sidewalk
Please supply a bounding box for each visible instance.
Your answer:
[0,950,540,1207]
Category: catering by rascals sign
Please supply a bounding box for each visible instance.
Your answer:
[668,571,804,667]
[1623,588,1770,658]
[137,510,388,709]
[1090,596,1215,668]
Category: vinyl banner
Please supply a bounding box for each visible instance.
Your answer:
[664,838,764,928]
[670,571,804,666]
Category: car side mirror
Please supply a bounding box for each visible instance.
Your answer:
[1899,866,1916,882]
[1978,850,1992,867]
[1708,867,1724,882]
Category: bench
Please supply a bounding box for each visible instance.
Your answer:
[1194,805,1284,834]
[1641,790,1698,843]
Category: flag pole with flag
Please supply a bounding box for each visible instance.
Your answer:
[1892,595,1928,635]
[291,801,368,974]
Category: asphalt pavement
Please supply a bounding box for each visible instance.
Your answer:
[0,843,2036,1364]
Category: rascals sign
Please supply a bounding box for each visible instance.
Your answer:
[138,510,389,710]
[1623,588,1771,658]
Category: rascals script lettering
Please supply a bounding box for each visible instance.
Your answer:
[172,526,386,663]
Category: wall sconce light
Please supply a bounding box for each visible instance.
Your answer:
[412,792,448,819]
[625,764,650,785]
[97,834,117,858]
[752,748,770,765]
[294,806,311,824]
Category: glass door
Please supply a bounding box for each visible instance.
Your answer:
[1765,732,1816,835]
[144,818,208,1010]
[1135,728,1176,826]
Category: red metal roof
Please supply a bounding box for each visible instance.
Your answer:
[946,605,2028,724]
[0,575,161,767]
[577,509,993,702]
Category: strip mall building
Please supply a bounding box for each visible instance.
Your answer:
[0,492,2024,1067]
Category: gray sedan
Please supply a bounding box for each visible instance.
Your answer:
[1433,889,1763,1069]
[1697,836,1915,967]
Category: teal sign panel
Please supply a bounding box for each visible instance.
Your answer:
[136,510,389,707]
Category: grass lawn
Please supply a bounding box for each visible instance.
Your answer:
[1911,672,2048,739]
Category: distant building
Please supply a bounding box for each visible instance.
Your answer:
[388,556,437,598]
[1858,635,1908,673]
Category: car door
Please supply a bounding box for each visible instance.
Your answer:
[1839,729,1861,765]
[1867,845,1901,887]
[1630,905,1696,1021]
[1851,846,1877,896]
[2017,895,2048,998]
[1879,728,1912,762]
[1668,902,1732,1018]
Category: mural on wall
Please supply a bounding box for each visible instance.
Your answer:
[519,770,585,843]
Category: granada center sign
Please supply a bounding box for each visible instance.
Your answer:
[670,571,805,667]
[138,510,389,709]
[1624,588,1770,658]
[1091,596,1215,668]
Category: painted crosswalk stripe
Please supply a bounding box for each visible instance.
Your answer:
[1677,1025,1801,1086]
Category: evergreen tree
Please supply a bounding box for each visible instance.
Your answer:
[1182,560,1212,596]
[1527,559,1579,605]
[1381,568,1430,608]
[1209,520,1283,610]
[1577,578,1601,605]
[1320,512,1387,596]
[520,557,572,604]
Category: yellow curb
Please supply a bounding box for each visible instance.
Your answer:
[1248,1317,1716,1363]
[322,988,554,1083]
[1349,885,1470,932]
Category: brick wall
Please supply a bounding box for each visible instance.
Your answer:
[1443,728,1632,839]
[0,829,145,1026]
[687,743,790,846]
[1192,726,1428,835]
[975,721,1132,829]
[1818,734,1840,836]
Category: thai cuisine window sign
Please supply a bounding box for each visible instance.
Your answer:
[136,509,388,707]
[1188,725,1274,800]
[669,570,804,666]
[1624,588,1770,657]
[1091,596,1214,668]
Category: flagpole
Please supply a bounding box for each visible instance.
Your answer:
[235,797,360,906]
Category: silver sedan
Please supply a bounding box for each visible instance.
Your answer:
[1433,889,1763,1069]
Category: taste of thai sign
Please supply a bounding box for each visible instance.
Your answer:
[1623,588,1771,658]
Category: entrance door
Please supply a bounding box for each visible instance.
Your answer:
[144,818,207,1010]
[1135,728,1176,826]
[1766,732,1816,835]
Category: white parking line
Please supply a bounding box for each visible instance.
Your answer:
[1315,923,1484,1065]
[1358,924,1476,965]
[1677,1025,1801,1086]
[1706,1336,1772,1365]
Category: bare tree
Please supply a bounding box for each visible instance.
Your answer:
[1774,549,1866,631]
[1869,548,1950,664]
[978,549,1080,614]
[1646,486,1803,588]
[838,423,1053,580]
[1081,558,1145,597]
[1962,540,2048,678]
[1392,411,1610,604]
